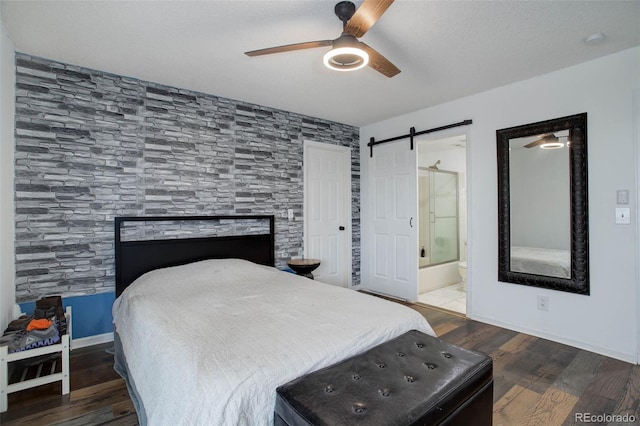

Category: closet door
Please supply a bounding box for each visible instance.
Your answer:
[304,141,351,287]
[364,141,418,301]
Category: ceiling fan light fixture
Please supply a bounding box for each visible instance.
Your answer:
[540,142,564,149]
[537,133,563,149]
[245,1,399,77]
[323,46,369,71]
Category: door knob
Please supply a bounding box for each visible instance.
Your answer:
[339,226,345,231]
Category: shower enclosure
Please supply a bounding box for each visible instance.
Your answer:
[418,168,459,268]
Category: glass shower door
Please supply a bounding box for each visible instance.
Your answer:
[429,171,459,264]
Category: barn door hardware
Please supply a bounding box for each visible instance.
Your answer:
[367,119,472,158]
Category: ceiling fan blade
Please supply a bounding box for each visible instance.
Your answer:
[245,40,332,57]
[345,0,394,38]
[360,42,400,78]
[524,133,559,148]
[523,139,546,148]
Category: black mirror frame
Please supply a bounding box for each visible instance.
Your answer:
[496,113,589,295]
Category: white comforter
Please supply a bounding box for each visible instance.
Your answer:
[511,246,570,278]
[113,259,434,426]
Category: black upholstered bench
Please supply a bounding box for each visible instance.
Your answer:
[275,330,493,426]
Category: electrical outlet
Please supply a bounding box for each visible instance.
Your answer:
[616,207,630,224]
[287,209,294,220]
[537,295,549,311]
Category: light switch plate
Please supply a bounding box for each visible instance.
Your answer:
[616,207,631,224]
[617,189,629,204]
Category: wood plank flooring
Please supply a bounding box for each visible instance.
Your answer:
[2,303,638,425]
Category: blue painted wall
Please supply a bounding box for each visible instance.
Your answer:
[19,292,114,339]
[18,270,301,339]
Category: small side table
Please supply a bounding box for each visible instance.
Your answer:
[1,306,72,413]
[287,259,321,280]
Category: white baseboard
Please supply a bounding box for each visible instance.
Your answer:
[71,332,114,349]
[468,313,637,364]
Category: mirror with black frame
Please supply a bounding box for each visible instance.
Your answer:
[496,113,589,294]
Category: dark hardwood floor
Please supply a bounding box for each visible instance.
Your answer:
[1,343,136,426]
[2,303,638,425]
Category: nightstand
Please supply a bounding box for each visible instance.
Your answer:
[287,259,321,279]
[1,306,72,413]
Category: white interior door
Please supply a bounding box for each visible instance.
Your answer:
[365,141,418,301]
[304,141,351,286]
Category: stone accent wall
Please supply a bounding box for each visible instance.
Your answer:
[14,53,360,301]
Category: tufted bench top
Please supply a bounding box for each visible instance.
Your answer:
[275,330,493,426]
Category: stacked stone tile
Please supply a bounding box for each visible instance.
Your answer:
[14,53,360,301]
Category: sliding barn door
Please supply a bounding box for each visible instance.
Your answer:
[364,141,418,301]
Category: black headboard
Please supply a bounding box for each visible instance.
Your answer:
[114,215,275,297]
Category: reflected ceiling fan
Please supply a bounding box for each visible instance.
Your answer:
[524,133,565,149]
[244,0,400,78]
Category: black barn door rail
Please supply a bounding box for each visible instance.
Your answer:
[367,119,473,157]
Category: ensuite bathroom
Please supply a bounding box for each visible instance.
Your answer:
[416,134,467,315]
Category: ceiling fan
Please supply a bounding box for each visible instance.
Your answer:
[244,0,400,78]
[524,133,565,149]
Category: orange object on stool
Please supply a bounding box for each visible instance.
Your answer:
[26,318,52,331]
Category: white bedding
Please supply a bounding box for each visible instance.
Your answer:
[113,258,434,426]
[511,246,570,278]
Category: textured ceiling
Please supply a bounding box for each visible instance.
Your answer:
[2,0,639,126]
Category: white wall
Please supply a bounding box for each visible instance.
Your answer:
[361,47,640,363]
[0,10,15,331]
[418,146,466,174]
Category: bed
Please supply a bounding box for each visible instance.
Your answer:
[112,215,435,425]
[510,245,571,278]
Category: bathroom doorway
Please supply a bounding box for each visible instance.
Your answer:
[416,133,467,315]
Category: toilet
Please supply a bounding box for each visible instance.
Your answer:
[458,261,467,291]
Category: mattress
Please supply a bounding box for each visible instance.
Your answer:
[113,258,434,425]
[510,246,570,278]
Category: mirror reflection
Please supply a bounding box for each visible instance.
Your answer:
[509,129,570,278]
